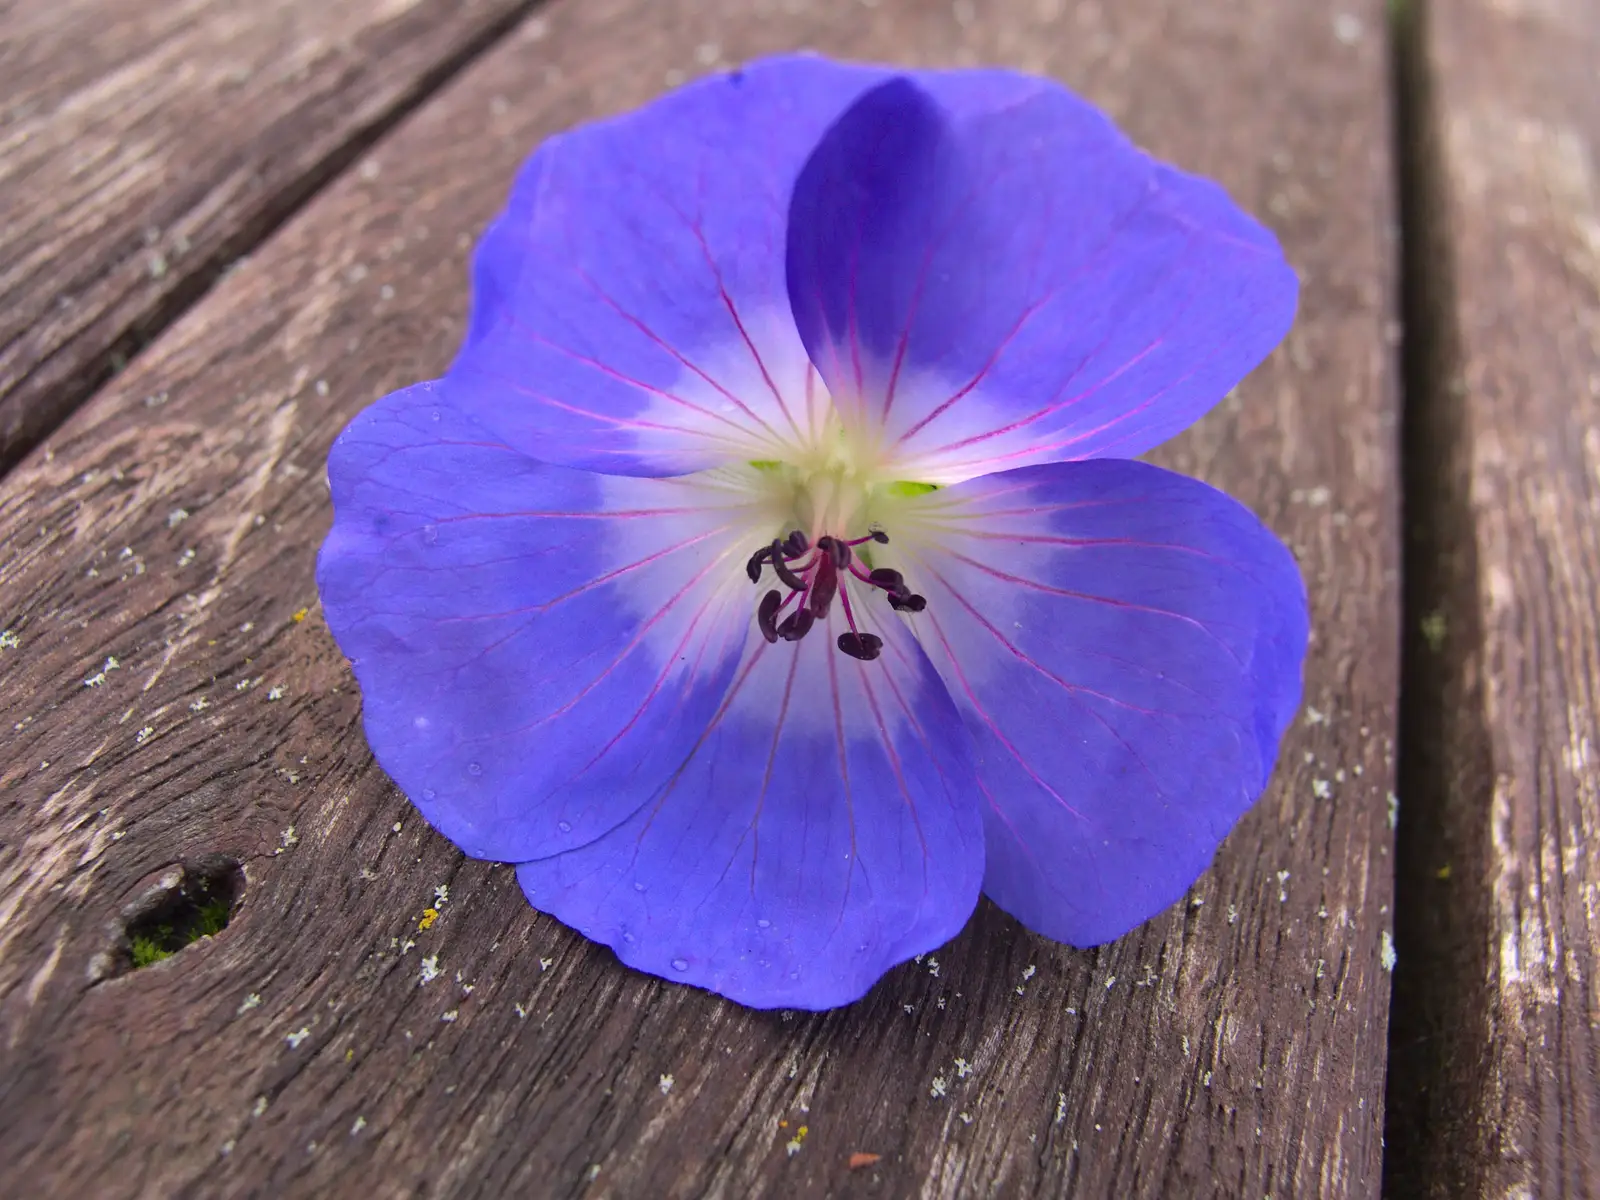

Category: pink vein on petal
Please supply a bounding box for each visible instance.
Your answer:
[687,222,803,441]
[922,609,1086,823]
[892,294,1052,446]
[432,524,736,624]
[926,569,1172,796]
[634,640,774,841]
[570,584,739,780]
[442,549,738,750]
[571,266,786,443]
[738,646,804,894]
[853,656,932,883]
[937,548,1246,666]
[825,642,859,934]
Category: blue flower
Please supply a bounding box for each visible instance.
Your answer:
[317,56,1307,1009]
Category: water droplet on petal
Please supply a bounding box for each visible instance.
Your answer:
[789,970,801,980]
[622,932,635,944]
[430,409,442,421]
[466,761,483,776]
[421,788,436,801]
[557,820,572,833]
[633,882,646,892]
[670,958,689,972]
[756,919,771,929]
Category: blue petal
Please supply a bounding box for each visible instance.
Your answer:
[517,590,983,1010]
[317,380,768,861]
[785,73,1298,480]
[900,459,1308,945]
[450,54,897,477]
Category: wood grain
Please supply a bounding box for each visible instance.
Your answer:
[0,0,540,475]
[0,0,1400,1195]
[1386,0,1600,1194]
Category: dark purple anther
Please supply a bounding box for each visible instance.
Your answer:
[837,632,883,661]
[781,529,809,557]
[816,535,852,569]
[888,592,927,613]
[745,545,769,583]
[777,608,815,642]
[757,589,784,642]
[867,567,904,592]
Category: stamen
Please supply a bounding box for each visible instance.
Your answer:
[757,589,784,643]
[835,574,872,662]
[777,608,814,641]
[743,523,924,660]
[768,539,806,591]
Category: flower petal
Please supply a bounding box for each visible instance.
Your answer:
[899,459,1307,945]
[516,597,983,1010]
[317,379,772,861]
[785,73,1298,481]
[450,54,897,477]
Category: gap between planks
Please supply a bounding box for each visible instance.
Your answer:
[1383,0,1600,1192]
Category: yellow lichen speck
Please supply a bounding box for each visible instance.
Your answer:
[418,907,439,931]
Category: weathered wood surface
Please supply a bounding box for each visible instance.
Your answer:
[0,0,540,475]
[1386,0,1600,1195]
[0,0,1399,1195]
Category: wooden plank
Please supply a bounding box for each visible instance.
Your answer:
[0,0,540,475]
[0,0,1399,1195]
[1385,0,1600,1194]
